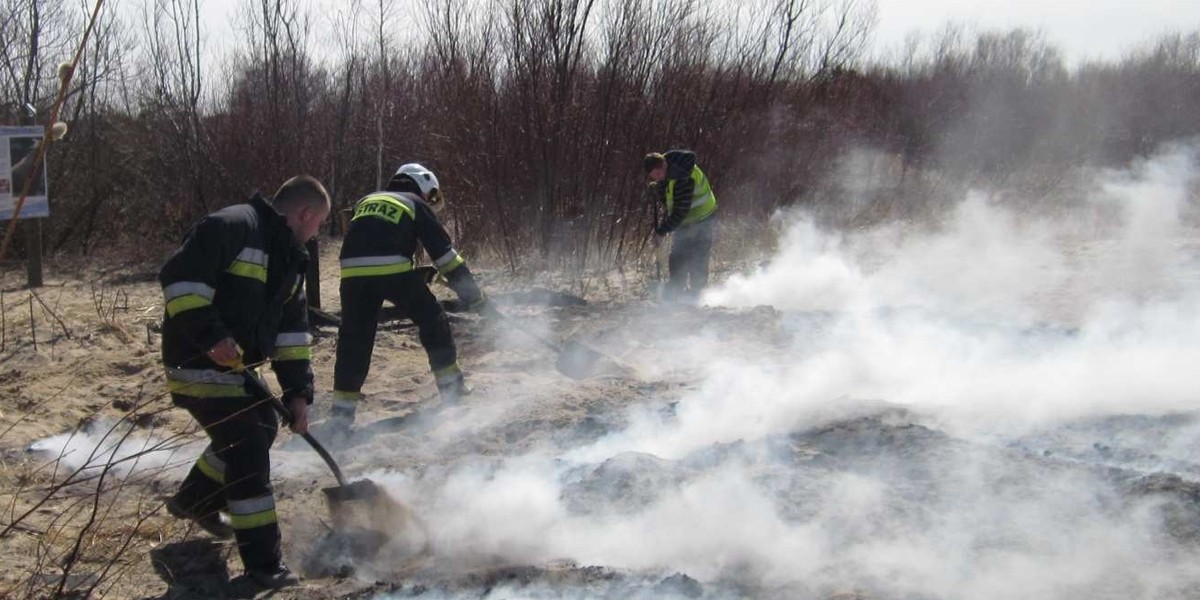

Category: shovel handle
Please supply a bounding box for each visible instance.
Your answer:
[238,370,348,487]
[490,309,563,354]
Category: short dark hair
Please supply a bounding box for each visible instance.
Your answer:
[643,153,665,173]
[272,175,331,212]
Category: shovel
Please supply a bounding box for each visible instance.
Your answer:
[652,236,669,302]
[238,369,379,506]
[237,369,402,529]
[426,273,617,379]
[650,185,668,301]
[488,309,637,379]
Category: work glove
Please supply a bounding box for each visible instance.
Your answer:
[215,347,310,435]
[207,337,243,368]
[285,396,309,434]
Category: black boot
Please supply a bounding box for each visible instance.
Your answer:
[165,494,233,539]
[247,563,300,589]
[436,374,472,404]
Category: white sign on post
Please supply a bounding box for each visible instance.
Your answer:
[0,126,50,220]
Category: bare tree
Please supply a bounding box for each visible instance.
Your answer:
[54,2,138,250]
[0,0,79,122]
[137,0,212,217]
[325,0,366,215]
[7,0,1195,280]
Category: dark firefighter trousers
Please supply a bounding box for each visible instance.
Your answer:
[334,270,458,397]
[172,400,282,571]
[667,216,716,302]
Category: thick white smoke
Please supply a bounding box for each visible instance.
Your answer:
[27,420,196,479]
[707,145,1198,322]
[362,144,1200,599]
[698,143,1200,429]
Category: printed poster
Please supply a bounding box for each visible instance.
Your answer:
[0,126,50,220]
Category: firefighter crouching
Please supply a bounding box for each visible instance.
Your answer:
[331,163,491,427]
[159,176,330,589]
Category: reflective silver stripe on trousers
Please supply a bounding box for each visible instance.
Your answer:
[340,255,412,268]
[202,446,226,474]
[163,281,216,301]
[275,332,312,346]
[166,368,245,386]
[227,495,275,515]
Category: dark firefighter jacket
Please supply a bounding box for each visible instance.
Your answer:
[159,194,314,407]
[339,191,483,303]
[653,149,718,235]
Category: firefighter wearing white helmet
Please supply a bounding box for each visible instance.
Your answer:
[331,162,490,426]
[395,163,445,211]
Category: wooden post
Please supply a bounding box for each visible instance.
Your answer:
[13,112,45,288]
[305,238,320,309]
[24,218,42,288]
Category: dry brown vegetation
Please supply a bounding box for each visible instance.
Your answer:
[1,0,1195,270]
[0,250,393,599]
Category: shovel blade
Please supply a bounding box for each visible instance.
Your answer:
[321,479,380,504]
[555,340,604,379]
[321,478,408,533]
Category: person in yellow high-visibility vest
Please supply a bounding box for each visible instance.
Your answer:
[644,150,718,302]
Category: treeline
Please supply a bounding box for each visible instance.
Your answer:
[3,0,1199,271]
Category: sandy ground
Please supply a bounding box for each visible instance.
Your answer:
[4,228,1200,600]
[0,236,703,599]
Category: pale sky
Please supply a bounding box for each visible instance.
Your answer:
[872,0,1200,63]
[189,0,1200,67]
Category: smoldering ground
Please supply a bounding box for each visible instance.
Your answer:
[275,144,1200,599]
[17,144,1200,599]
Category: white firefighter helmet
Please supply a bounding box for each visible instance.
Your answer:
[394,163,444,211]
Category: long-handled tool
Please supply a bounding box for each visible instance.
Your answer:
[239,369,433,574]
[487,308,640,379]
[650,183,668,301]
[422,269,629,379]
[653,237,669,302]
[237,369,413,532]
[241,371,375,502]
[421,264,640,379]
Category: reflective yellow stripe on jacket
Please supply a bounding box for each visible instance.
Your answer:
[339,255,415,279]
[432,249,465,275]
[162,281,216,317]
[226,247,268,282]
[165,367,263,398]
[272,332,312,361]
[351,193,416,225]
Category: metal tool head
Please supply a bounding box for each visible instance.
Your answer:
[321,478,418,539]
[321,479,381,504]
